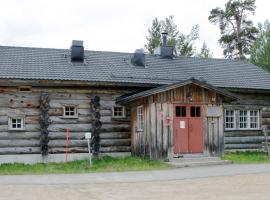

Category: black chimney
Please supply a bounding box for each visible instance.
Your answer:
[71,40,84,62]
[162,32,168,46]
[131,49,145,67]
[153,33,174,58]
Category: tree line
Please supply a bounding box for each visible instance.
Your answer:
[144,0,270,72]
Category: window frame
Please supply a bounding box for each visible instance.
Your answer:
[112,106,126,119]
[239,110,248,130]
[8,116,25,131]
[63,105,78,118]
[224,109,236,130]
[248,110,260,130]
[224,109,260,131]
[137,105,144,132]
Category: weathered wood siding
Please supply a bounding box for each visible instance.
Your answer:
[131,98,173,160]
[130,84,223,159]
[0,86,131,155]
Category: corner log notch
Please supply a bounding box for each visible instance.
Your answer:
[40,93,51,155]
[90,96,102,155]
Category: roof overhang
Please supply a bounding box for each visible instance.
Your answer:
[116,78,240,104]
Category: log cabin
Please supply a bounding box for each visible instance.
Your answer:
[0,36,269,163]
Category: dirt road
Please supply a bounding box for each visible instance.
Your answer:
[1,164,270,200]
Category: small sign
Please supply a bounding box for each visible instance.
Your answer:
[180,121,185,129]
[206,106,222,117]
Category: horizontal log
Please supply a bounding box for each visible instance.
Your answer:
[262,107,270,112]
[225,136,269,144]
[48,124,91,132]
[0,132,40,140]
[262,111,270,118]
[0,147,40,154]
[0,140,40,148]
[49,132,84,140]
[100,139,131,147]
[49,116,92,124]
[49,146,131,154]
[48,139,130,148]
[262,118,270,125]
[49,140,87,147]
[99,132,131,139]
[225,143,262,149]
[100,124,130,132]
[49,147,88,154]
[0,108,40,116]
[48,93,124,101]
[49,132,130,140]
[225,130,263,137]
[100,146,131,153]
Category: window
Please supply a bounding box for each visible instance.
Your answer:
[112,106,126,118]
[225,110,235,129]
[137,105,144,132]
[239,110,248,129]
[250,110,259,129]
[18,86,32,92]
[190,106,201,117]
[225,109,260,130]
[8,117,25,130]
[63,105,78,118]
[176,106,186,117]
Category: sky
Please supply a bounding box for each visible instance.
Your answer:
[0,0,269,58]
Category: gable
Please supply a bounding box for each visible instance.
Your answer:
[116,79,239,104]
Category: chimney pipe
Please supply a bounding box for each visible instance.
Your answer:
[162,32,168,46]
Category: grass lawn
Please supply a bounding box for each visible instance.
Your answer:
[0,156,171,175]
[223,151,270,164]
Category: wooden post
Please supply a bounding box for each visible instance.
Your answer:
[40,93,50,156]
[263,126,269,157]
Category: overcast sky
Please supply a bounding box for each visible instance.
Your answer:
[0,0,269,57]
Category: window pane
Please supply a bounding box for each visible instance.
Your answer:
[191,106,200,117]
[250,110,259,129]
[176,106,186,117]
[225,110,234,129]
[137,106,144,131]
[239,110,248,129]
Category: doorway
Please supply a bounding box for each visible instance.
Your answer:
[173,105,204,154]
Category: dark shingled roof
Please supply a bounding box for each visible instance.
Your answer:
[0,45,270,90]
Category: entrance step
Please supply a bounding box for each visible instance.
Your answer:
[169,156,232,168]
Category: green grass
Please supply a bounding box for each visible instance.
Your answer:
[223,151,270,164]
[0,156,171,175]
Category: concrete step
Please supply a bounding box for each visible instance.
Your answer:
[169,157,232,168]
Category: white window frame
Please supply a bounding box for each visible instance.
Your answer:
[137,105,144,132]
[239,110,248,130]
[8,117,25,131]
[249,110,260,130]
[225,109,260,131]
[224,110,236,130]
[112,106,126,118]
[63,105,78,118]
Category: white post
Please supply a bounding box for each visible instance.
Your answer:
[85,132,92,167]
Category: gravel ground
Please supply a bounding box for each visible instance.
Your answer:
[0,164,270,200]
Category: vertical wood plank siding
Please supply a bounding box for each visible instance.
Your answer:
[131,84,222,159]
[0,87,131,154]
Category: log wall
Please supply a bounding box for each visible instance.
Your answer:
[0,86,131,155]
[225,101,270,151]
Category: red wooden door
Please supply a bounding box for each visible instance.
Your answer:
[173,105,203,154]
